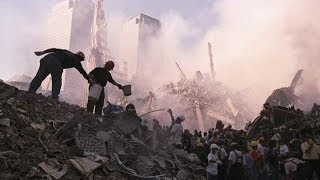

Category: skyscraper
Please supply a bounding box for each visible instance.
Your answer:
[46,0,94,104]
[46,0,128,106]
[119,13,161,79]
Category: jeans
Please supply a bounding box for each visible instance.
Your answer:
[86,86,105,115]
[29,55,63,98]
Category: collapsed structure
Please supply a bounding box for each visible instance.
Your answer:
[133,43,254,131]
[246,69,320,139]
[265,69,303,107]
[0,81,206,179]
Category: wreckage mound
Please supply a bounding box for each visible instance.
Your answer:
[0,82,205,179]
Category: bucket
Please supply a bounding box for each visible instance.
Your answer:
[88,84,103,102]
[122,85,132,96]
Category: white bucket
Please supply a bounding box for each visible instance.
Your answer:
[88,84,103,102]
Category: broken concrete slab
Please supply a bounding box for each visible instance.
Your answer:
[16,108,27,114]
[187,153,201,163]
[70,157,101,175]
[30,122,46,131]
[93,155,109,164]
[38,159,67,179]
[96,131,112,143]
[75,131,107,156]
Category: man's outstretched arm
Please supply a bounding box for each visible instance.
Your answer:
[75,63,90,81]
[107,74,122,89]
[34,48,61,56]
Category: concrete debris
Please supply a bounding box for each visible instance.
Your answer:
[176,170,190,180]
[0,87,16,100]
[70,157,101,175]
[246,103,320,139]
[0,118,10,127]
[265,69,303,107]
[149,70,254,130]
[113,113,142,135]
[187,153,201,163]
[96,131,112,143]
[30,122,46,131]
[75,131,107,156]
[38,159,68,179]
[0,81,206,179]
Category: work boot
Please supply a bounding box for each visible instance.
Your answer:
[50,95,59,101]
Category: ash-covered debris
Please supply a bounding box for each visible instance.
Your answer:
[265,69,303,108]
[153,70,254,131]
[0,81,206,179]
[246,102,320,139]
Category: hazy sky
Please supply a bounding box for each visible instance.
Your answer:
[1,0,320,115]
[0,0,214,81]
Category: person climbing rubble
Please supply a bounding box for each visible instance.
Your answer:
[86,61,123,115]
[29,48,91,99]
[167,109,185,148]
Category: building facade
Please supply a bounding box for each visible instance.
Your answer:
[46,0,128,106]
[46,0,94,104]
[119,13,161,80]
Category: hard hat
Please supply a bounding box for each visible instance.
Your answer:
[251,141,258,147]
[230,142,238,147]
[210,144,219,149]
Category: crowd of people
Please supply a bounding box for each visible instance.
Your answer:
[164,109,320,180]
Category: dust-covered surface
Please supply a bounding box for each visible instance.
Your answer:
[0,81,206,179]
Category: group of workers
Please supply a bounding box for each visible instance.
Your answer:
[28,48,123,115]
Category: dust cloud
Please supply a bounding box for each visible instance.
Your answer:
[127,0,320,116]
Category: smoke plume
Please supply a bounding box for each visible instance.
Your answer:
[120,0,320,116]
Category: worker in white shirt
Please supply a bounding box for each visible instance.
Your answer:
[206,144,222,180]
[168,110,185,148]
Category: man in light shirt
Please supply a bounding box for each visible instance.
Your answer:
[206,144,222,180]
[301,135,320,180]
[284,154,305,180]
[279,139,289,157]
[169,114,185,148]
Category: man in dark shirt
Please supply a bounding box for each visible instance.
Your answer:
[29,48,90,99]
[87,61,123,115]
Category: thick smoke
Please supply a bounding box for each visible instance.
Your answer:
[119,0,320,117]
[1,0,320,122]
[203,0,320,113]
[0,1,48,81]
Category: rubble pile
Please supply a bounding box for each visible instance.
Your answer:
[154,73,253,130]
[0,81,206,179]
[246,103,320,140]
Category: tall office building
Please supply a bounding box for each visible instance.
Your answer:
[46,0,94,104]
[46,0,128,106]
[119,13,161,79]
